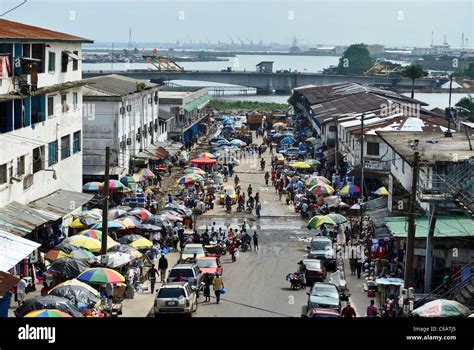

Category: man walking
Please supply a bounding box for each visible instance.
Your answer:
[341,302,357,318]
[253,231,259,251]
[158,255,168,283]
[255,201,262,218]
[147,264,159,293]
[366,299,378,318]
[16,276,27,307]
[213,273,224,304]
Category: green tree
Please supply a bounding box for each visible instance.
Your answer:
[400,63,427,99]
[463,62,474,79]
[455,95,474,122]
[337,44,373,75]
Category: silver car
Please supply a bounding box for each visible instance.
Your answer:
[306,282,341,311]
[154,282,198,316]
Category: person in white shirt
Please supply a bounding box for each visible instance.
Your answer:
[16,277,28,307]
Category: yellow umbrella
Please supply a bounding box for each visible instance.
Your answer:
[128,237,153,250]
[289,161,312,169]
[69,218,88,229]
[374,186,390,196]
[63,236,101,253]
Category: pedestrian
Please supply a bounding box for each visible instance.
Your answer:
[230,240,238,262]
[341,301,357,318]
[156,172,162,187]
[147,264,159,293]
[40,281,50,296]
[212,273,224,304]
[253,231,259,251]
[255,201,261,218]
[356,255,364,279]
[367,299,378,318]
[16,276,27,307]
[167,162,172,176]
[203,275,211,302]
[264,171,270,186]
[158,255,168,283]
[241,220,248,233]
[442,268,451,291]
[168,193,173,204]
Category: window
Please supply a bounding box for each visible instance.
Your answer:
[48,140,58,166]
[33,146,44,173]
[48,96,54,117]
[0,164,7,184]
[31,44,45,73]
[48,51,56,73]
[22,44,31,58]
[73,131,81,153]
[73,51,79,71]
[366,142,380,156]
[61,94,67,113]
[73,92,78,109]
[17,155,25,176]
[61,135,70,159]
[329,125,337,132]
[61,51,68,72]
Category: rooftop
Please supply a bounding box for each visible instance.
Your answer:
[376,131,474,165]
[0,19,93,43]
[385,216,474,238]
[83,74,159,97]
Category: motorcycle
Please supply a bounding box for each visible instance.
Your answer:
[236,202,245,212]
[246,202,254,213]
[240,241,250,252]
[225,202,232,213]
[286,273,305,290]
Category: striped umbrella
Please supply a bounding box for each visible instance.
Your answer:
[45,246,94,262]
[116,217,140,229]
[308,184,335,196]
[78,229,103,240]
[198,153,216,159]
[108,208,128,220]
[373,186,390,196]
[128,237,153,250]
[177,174,204,185]
[325,213,348,224]
[129,208,153,220]
[304,159,321,167]
[184,167,207,175]
[138,168,156,178]
[99,180,126,191]
[82,182,101,192]
[306,176,331,187]
[119,175,142,186]
[339,185,361,196]
[413,299,471,317]
[77,268,125,285]
[92,221,126,230]
[307,215,337,229]
[24,309,72,318]
[63,236,101,253]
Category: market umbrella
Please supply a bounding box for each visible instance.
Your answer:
[63,236,101,253]
[305,137,317,144]
[191,156,217,165]
[306,176,331,187]
[324,213,348,224]
[49,283,100,308]
[308,184,335,196]
[143,216,172,231]
[107,244,142,258]
[273,122,286,131]
[82,182,101,192]
[128,208,153,220]
[115,218,139,230]
[24,309,73,318]
[78,229,103,240]
[99,180,126,191]
[281,136,294,145]
[117,234,145,244]
[129,237,153,250]
[164,203,193,217]
[45,245,94,262]
[198,153,216,159]
[108,208,128,220]
[176,174,204,185]
[158,212,183,222]
[138,168,156,178]
[77,268,125,285]
[119,175,141,186]
[105,252,134,269]
[184,167,207,175]
[339,185,361,196]
[230,139,246,147]
[69,218,89,229]
[304,159,321,167]
[373,186,390,196]
[14,295,84,318]
[92,221,126,230]
[307,215,337,229]
[47,257,90,279]
[139,223,163,232]
[289,161,311,169]
[412,299,471,317]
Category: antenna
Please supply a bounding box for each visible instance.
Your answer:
[461,32,465,50]
[128,27,133,53]
[443,34,447,45]
[430,31,434,47]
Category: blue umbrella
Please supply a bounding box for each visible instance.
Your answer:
[223,119,234,126]
[295,181,305,189]
[92,221,125,230]
[281,136,294,145]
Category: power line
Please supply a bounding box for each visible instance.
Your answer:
[0,0,27,17]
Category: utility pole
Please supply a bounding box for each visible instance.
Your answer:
[334,115,339,173]
[359,113,365,227]
[424,203,437,293]
[404,151,420,289]
[101,147,110,264]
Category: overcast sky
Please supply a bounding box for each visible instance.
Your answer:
[2,0,473,47]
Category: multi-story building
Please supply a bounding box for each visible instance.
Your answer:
[0,19,92,205]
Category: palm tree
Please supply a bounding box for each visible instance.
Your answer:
[401,63,427,99]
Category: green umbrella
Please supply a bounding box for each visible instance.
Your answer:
[325,213,348,224]
[413,299,471,317]
[307,215,336,230]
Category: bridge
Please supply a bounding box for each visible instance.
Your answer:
[83,69,441,94]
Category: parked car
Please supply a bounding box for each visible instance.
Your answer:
[306,282,341,311]
[219,185,238,205]
[166,264,203,292]
[196,256,223,277]
[302,259,326,285]
[274,153,285,165]
[180,244,206,262]
[304,308,340,318]
[307,237,336,267]
[154,282,197,316]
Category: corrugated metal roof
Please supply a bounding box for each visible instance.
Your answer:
[0,230,41,272]
[83,74,159,97]
[0,19,93,43]
[159,109,174,121]
[29,190,93,217]
[386,216,474,238]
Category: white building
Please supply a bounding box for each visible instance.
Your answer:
[0,19,92,206]
[82,74,164,180]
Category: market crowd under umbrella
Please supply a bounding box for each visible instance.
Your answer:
[15,295,84,318]
[47,257,90,280]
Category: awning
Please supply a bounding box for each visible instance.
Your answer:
[0,230,41,272]
[386,216,474,238]
[29,190,94,217]
[184,95,211,113]
[0,271,20,297]
[63,50,81,61]
[156,140,183,157]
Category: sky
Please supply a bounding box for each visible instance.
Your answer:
[1,0,473,47]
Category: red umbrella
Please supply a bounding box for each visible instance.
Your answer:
[191,156,216,165]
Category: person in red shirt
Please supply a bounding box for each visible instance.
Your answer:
[366,299,378,318]
[341,302,357,318]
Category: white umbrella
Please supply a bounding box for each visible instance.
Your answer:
[105,252,133,269]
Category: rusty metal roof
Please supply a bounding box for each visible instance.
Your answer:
[0,19,93,43]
